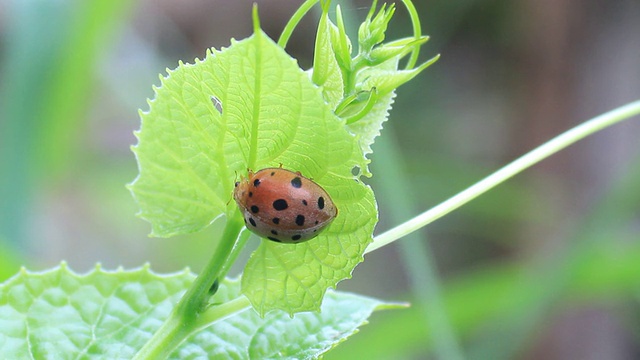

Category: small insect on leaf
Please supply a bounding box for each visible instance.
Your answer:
[233,168,337,243]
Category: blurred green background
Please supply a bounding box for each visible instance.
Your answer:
[1,0,639,359]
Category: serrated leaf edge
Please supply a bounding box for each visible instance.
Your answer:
[0,261,195,288]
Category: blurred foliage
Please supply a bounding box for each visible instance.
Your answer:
[0,240,22,283]
[0,0,134,245]
[329,241,640,359]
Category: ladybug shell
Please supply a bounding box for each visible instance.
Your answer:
[233,168,337,243]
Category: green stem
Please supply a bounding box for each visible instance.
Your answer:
[131,316,189,360]
[277,0,320,48]
[133,212,246,359]
[344,88,378,124]
[366,100,640,254]
[400,0,421,69]
[193,296,252,332]
[218,228,252,279]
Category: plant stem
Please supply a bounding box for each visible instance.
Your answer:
[131,315,189,360]
[193,296,252,332]
[277,0,319,48]
[400,0,421,69]
[366,99,640,254]
[133,212,246,359]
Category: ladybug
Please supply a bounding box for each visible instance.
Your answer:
[233,168,337,243]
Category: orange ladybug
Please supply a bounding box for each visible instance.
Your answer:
[233,168,337,243]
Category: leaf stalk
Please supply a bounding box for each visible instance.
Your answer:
[366,100,640,253]
[133,212,247,359]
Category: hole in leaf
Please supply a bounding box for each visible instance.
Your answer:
[211,96,223,114]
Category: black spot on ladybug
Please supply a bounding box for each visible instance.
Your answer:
[295,215,305,226]
[302,199,308,206]
[271,230,278,235]
[291,177,302,188]
[314,220,319,225]
[291,234,302,241]
[248,191,253,197]
[318,196,325,209]
[313,229,317,232]
[250,205,259,213]
[272,217,280,224]
[249,218,257,227]
[234,181,239,187]
[253,179,261,187]
[270,171,275,176]
[268,236,281,242]
[273,199,288,211]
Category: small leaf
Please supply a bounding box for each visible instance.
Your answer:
[0,265,402,359]
[359,55,439,98]
[339,57,400,176]
[367,36,430,67]
[311,5,344,110]
[358,1,396,54]
[347,91,397,177]
[246,291,403,359]
[329,5,353,74]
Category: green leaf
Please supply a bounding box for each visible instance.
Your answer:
[246,291,402,359]
[359,55,439,98]
[196,276,403,359]
[338,57,400,177]
[311,2,344,109]
[0,263,194,359]
[367,36,430,67]
[129,28,377,314]
[329,6,353,76]
[0,264,400,359]
[346,91,396,177]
